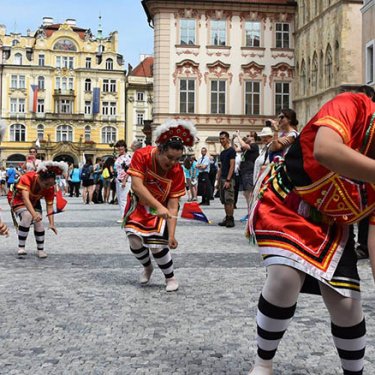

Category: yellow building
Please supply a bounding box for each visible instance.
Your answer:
[0,17,126,166]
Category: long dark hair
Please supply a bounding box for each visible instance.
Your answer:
[280,108,299,128]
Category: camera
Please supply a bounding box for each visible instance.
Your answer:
[265,120,272,127]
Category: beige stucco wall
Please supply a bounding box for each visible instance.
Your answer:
[362,0,375,89]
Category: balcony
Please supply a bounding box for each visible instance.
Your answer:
[44,112,85,120]
[53,89,75,97]
[102,115,117,122]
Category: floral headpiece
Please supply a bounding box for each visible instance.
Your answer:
[37,161,68,176]
[154,119,197,147]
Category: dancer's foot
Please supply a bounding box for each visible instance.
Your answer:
[17,249,27,257]
[139,265,154,284]
[248,358,273,375]
[166,277,179,292]
[36,250,48,259]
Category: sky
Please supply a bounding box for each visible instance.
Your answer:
[0,0,154,68]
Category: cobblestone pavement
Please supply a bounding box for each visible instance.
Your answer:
[0,195,374,375]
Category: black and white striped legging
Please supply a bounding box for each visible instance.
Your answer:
[16,209,45,251]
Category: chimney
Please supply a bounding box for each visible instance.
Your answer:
[42,17,54,26]
[66,19,77,27]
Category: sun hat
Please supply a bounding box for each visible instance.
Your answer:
[257,127,273,137]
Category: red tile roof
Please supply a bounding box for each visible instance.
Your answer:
[130,56,154,77]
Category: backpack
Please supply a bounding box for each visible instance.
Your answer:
[80,165,91,181]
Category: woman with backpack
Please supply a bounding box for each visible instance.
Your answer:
[69,164,81,197]
[102,157,115,204]
[80,158,94,205]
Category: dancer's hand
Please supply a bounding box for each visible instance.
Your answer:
[32,213,42,222]
[49,225,58,235]
[169,237,178,249]
[156,206,172,219]
[0,221,9,236]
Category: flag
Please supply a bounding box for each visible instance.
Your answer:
[31,84,38,113]
[93,87,100,114]
[35,138,41,148]
[46,189,68,217]
[181,202,211,223]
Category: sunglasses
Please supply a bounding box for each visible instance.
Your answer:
[278,115,285,120]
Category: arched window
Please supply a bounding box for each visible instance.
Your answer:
[325,44,333,88]
[37,124,44,140]
[101,126,116,144]
[105,58,113,70]
[84,78,92,92]
[311,52,318,93]
[335,40,340,82]
[300,59,306,96]
[10,123,26,141]
[14,53,22,65]
[38,76,45,90]
[84,125,91,141]
[319,50,324,89]
[56,125,73,142]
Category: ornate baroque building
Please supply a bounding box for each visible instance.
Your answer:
[362,0,375,90]
[0,17,126,166]
[142,0,297,155]
[126,56,154,144]
[294,0,363,126]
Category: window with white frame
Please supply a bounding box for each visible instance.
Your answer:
[10,98,25,113]
[210,80,226,114]
[275,82,290,114]
[10,75,25,89]
[84,125,91,141]
[102,102,116,115]
[38,76,45,90]
[84,101,92,114]
[103,79,116,92]
[58,99,72,114]
[56,77,74,90]
[37,99,45,113]
[180,19,196,45]
[137,91,144,101]
[366,40,374,84]
[275,23,290,48]
[85,79,92,92]
[14,53,22,65]
[245,81,260,115]
[245,21,261,47]
[10,123,26,141]
[56,125,73,142]
[38,54,45,66]
[101,126,117,143]
[179,79,195,113]
[37,124,44,140]
[86,57,92,69]
[56,56,74,69]
[136,112,144,125]
[105,58,113,70]
[211,20,226,46]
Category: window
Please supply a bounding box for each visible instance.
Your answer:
[275,23,290,48]
[84,101,92,115]
[101,126,117,143]
[211,20,226,46]
[210,80,226,114]
[10,98,25,113]
[366,41,375,84]
[19,75,25,89]
[103,79,116,92]
[325,45,333,87]
[10,124,26,141]
[37,99,45,113]
[56,56,74,69]
[38,54,45,66]
[56,125,73,142]
[37,124,44,140]
[300,60,306,96]
[84,79,92,92]
[105,58,113,70]
[102,102,116,116]
[86,57,92,69]
[137,112,144,125]
[180,19,195,45]
[245,22,261,47]
[56,77,74,90]
[179,79,195,113]
[57,99,72,114]
[245,81,260,115]
[38,76,45,90]
[10,75,25,89]
[10,99,17,113]
[137,91,144,101]
[275,82,290,114]
[311,53,318,93]
[84,125,91,141]
[14,53,22,65]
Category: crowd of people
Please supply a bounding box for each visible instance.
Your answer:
[1,86,375,374]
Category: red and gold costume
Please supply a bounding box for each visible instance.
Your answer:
[250,93,375,298]
[123,146,185,242]
[8,171,55,211]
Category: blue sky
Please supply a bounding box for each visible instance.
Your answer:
[0,0,154,68]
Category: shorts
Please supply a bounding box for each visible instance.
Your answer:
[82,179,95,187]
[0,179,5,185]
[103,178,111,188]
[240,171,254,191]
[219,178,234,204]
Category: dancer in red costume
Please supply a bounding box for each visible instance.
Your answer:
[123,119,196,292]
[248,91,375,375]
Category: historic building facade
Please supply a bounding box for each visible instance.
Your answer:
[294,0,364,126]
[142,0,297,155]
[0,17,125,166]
[126,56,154,145]
[362,0,375,90]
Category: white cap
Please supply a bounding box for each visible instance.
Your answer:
[257,127,273,137]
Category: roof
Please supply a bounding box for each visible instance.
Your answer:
[42,24,88,40]
[130,56,154,77]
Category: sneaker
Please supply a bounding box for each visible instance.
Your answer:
[240,214,249,223]
[139,265,154,284]
[36,250,48,259]
[218,216,228,226]
[226,216,235,228]
[166,277,179,292]
[17,249,27,257]
[116,219,123,224]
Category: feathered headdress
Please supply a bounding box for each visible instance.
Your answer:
[154,119,197,147]
[0,119,6,142]
[37,161,68,176]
